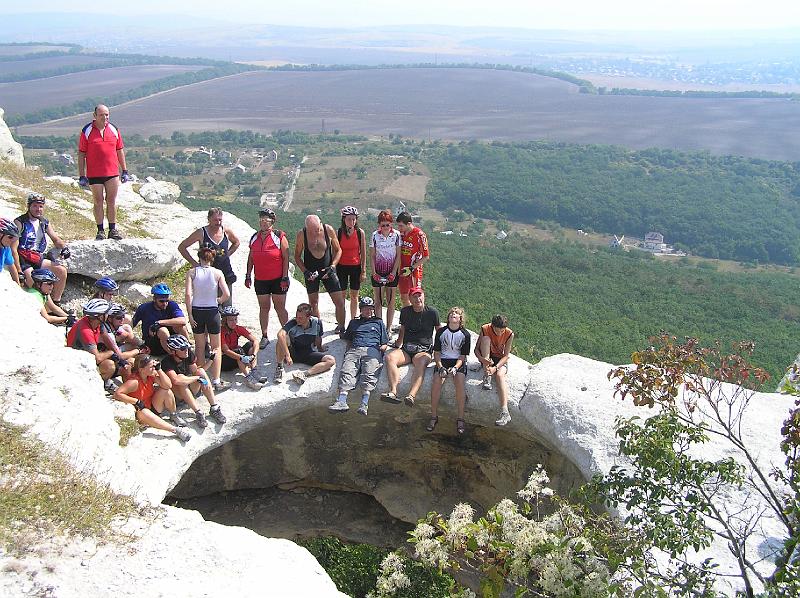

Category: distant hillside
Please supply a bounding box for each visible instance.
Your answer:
[425,141,800,265]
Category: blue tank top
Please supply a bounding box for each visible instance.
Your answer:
[202,226,236,283]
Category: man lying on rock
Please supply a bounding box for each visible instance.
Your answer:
[131,283,190,356]
[329,296,388,416]
[113,354,192,443]
[160,334,226,429]
[274,302,336,385]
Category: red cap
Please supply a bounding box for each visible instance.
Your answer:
[409,287,424,296]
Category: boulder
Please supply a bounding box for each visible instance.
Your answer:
[118,281,154,304]
[66,238,183,281]
[139,180,181,204]
[0,107,24,167]
[44,175,80,187]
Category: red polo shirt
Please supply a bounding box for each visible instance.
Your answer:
[78,122,124,178]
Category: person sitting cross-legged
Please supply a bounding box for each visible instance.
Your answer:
[66,298,118,389]
[275,302,336,385]
[219,305,262,390]
[27,268,73,326]
[113,354,191,442]
[428,307,471,435]
[96,302,142,388]
[160,334,226,429]
[329,297,388,416]
[131,283,189,356]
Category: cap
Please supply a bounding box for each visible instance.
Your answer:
[409,287,424,296]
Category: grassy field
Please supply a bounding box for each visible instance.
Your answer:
[0,65,206,116]
[18,68,800,161]
[0,54,114,78]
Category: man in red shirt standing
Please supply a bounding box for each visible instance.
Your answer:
[77,104,130,241]
[396,211,429,307]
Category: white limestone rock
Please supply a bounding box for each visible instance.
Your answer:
[118,281,154,304]
[44,175,79,187]
[139,180,181,204]
[66,238,183,281]
[0,107,24,167]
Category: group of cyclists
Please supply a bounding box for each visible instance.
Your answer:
[2,190,514,440]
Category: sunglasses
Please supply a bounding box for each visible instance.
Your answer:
[379,222,392,228]
[155,297,170,303]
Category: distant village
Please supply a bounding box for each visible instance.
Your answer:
[609,231,687,257]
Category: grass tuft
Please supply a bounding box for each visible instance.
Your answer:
[115,417,141,447]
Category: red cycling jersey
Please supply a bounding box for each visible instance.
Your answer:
[400,226,429,270]
[78,122,123,178]
[249,229,285,280]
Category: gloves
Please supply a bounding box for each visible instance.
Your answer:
[244,276,252,289]
[280,276,290,292]
[372,273,381,282]
[448,367,458,377]
[78,176,89,188]
[240,355,253,365]
[387,273,396,282]
[66,313,77,327]
[198,377,209,386]
[304,269,318,282]
[439,367,448,379]
[60,246,71,259]
[149,322,162,335]
[134,400,145,411]
[319,266,331,279]
[120,170,131,183]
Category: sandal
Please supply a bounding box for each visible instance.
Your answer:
[456,419,466,435]
[380,391,401,404]
[404,394,415,407]
[426,416,438,432]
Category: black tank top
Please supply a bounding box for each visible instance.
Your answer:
[202,226,236,283]
[303,226,332,271]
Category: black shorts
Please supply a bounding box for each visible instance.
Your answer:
[254,277,288,296]
[145,334,167,357]
[371,274,399,288]
[191,307,221,334]
[435,358,467,375]
[490,355,508,370]
[336,264,363,291]
[88,175,118,185]
[306,271,342,294]
[401,343,432,360]
[221,341,254,371]
[289,346,326,366]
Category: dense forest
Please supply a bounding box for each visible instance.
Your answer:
[182,198,799,385]
[424,142,800,265]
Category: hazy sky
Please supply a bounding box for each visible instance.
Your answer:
[10,0,800,30]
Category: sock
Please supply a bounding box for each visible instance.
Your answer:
[361,393,369,406]
[338,392,348,403]
[213,378,221,385]
[97,224,104,232]
[108,222,116,230]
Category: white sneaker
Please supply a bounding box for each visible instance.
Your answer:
[357,403,368,416]
[495,410,511,426]
[482,375,493,390]
[259,336,270,350]
[175,427,191,442]
[245,376,263,390]
[328,400,349,412]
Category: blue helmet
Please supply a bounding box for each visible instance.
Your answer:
[151,283,171,297]
[32,268,59,284]
[95,276,119,293]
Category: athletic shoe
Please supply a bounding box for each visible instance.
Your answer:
[482,375,493,390]
[495,410,512,427]
[244,374,263,390]
[94,231,105,241]
[468,362,482,372]
[357,403,368,416]
[328,400,349,412]
[195,411,208,429]
[210,405,227,424]
[170,412,189,427]
[391,324,401,333]
[175,427,191,442]
[292,370,308,385]
[212,380,231,393]
[259,336,270,350]
[103,378,119,395]
[273,365,284,383]
[108,228,123,240]
[334,324,345,335]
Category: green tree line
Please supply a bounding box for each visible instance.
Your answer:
[600,86,800,99]
[424,141,800,265]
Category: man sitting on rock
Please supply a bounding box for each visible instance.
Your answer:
[15,193,70,305]
[382,287,440,406]
[160,334,226,428]
[474,314,515,426]
[66,298,119,392]
[0,217,22,286]
[131,283,189,356]
[220,305,262,390]
[275,302,336,385]
[329,297,388,416]
[27,268,74,326]
[98,302,142,383]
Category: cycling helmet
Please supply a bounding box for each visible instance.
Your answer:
[220,306,240,317]
[0,218,20,237]
[27,192,46,206]
[166,334,191,351]
[31,268,59,284]
[94,276,120,293]
[151,283,171,297]
[258,208,276,220]
[341,205,359,216]
[83,298,110,317]
[108,302,127,318]
[358,296,375,308]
